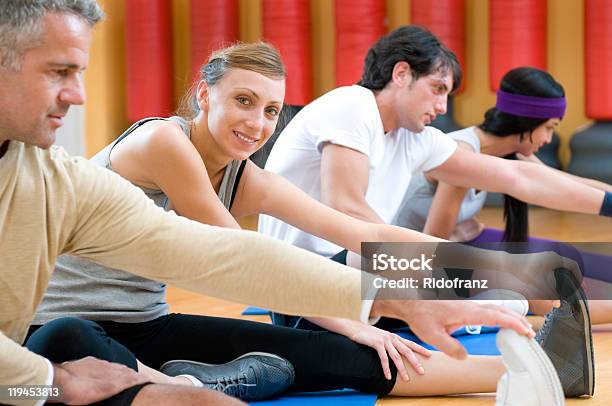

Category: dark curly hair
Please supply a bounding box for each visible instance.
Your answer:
[358,25,462,93]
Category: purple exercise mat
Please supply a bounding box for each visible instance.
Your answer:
[469,228,612,282]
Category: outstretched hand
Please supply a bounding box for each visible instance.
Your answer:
[371,300,534,360]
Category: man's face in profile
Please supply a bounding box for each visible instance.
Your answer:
[0,12,91,148]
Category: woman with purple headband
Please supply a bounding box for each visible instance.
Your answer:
[394,67,610,242]
[393,66,612,320]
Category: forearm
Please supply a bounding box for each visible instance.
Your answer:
[522,154,612,193]
[319,144,384,223]
[434,151,605,215]
[307,219,443,257]
[422,182,468,240]
[326,197,385,223]
[564,171,612,193]
[320,221,443,257]
[356,222,561,294]
[315,205,444,255]
[422,222,454,240]
[304,316,364,338]
[373,223,445,245]
[358,234,511,273]
[512,162,604,214]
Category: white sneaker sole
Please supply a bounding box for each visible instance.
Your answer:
[570,284,594,397]
[496,328,565,406]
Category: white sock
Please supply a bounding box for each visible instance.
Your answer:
[470,289,529,316]
[177,374,203,387]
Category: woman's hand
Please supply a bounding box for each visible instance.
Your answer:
[305,316,431,381]
[348,323,431,381]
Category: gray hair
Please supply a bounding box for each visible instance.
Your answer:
[0,0,104,69]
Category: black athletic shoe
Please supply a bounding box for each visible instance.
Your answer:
[536,267,594,397]
[160,352,295,401]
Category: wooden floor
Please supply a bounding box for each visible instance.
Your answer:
[168,208,612,405]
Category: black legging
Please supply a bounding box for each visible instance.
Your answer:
[26,314,397,396]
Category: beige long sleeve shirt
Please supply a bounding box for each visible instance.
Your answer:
[0,141,376,403]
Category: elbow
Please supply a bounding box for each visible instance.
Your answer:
[321,189,376,223]
[499,163,523,196]
[322,194,355,216]
[424,226,452,240]
[329,200,367,220]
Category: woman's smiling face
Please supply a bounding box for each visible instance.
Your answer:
[199,68,285,161]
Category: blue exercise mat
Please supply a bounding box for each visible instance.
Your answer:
[242,306,270,315]
[251,389,377,406]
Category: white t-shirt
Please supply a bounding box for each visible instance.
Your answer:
[393,126,488,233]
[259,85,458,257]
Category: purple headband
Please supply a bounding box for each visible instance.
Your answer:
[495,89,567,119]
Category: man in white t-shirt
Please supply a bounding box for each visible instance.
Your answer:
[259,25,461,255]
[259,84,457,257]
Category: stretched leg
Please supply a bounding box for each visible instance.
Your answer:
[390,352,503,396]
[104,313,511,397]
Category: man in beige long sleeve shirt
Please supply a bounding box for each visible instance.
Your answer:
[0,1,533,405]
